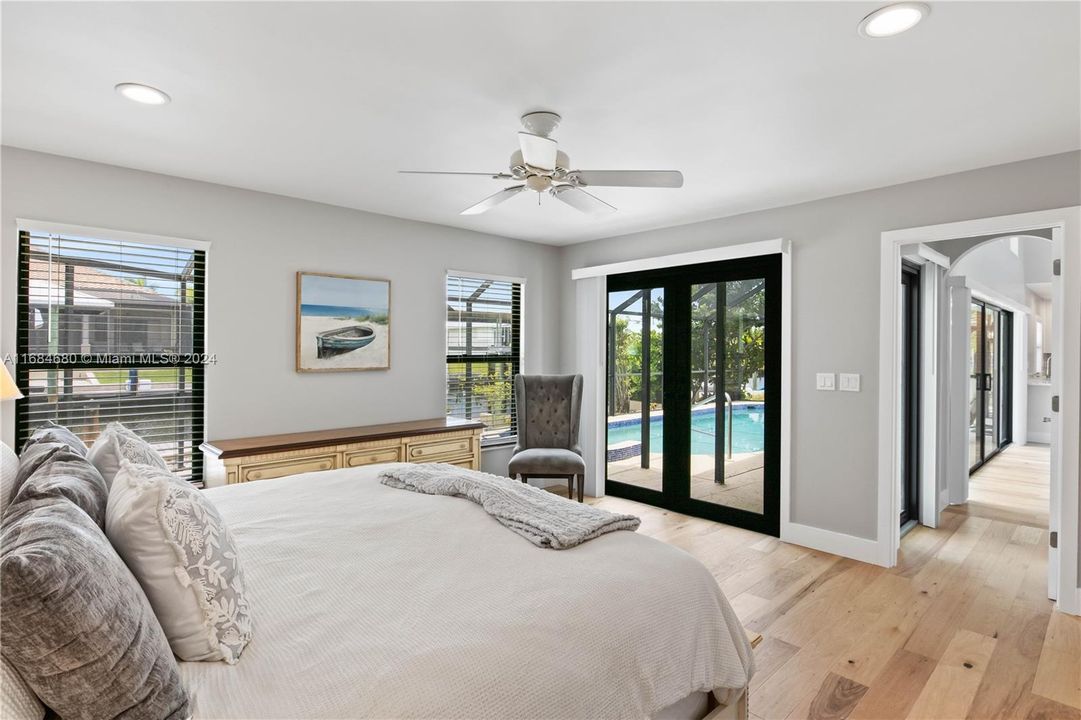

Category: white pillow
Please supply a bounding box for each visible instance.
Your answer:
[1,441,18,518]
[106,461,253,663]
[87,423,169,488]
[0,655,44,720]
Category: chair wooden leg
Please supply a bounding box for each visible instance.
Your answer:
[577,472,584,503]
[567,477,573,499]
[520,474,528,484]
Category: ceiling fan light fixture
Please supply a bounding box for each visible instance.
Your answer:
[115,82,171,105]
[858,2,930,37]
[400,109,684,216]
[525,175,552,193]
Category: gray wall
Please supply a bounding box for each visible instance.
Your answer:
[3,146,1079,547]
[557,151,1081,540]
[0,146,563,477]
[933,228,1053,264]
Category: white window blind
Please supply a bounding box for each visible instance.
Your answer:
[446,274,522,443]
[16,229,206,482]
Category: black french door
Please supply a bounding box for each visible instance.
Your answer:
[969,300,1013,473]
[604,254,782,536]
[900,263,921,527]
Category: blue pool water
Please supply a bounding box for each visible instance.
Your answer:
[607,406,765,455]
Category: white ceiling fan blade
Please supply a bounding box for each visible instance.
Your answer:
[552,186,617,215]
[460,185,526,215]
[400,170,513,179]
[518,132,558,171]
[572,170,684,188]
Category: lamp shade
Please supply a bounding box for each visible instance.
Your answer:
[1,365,24,400]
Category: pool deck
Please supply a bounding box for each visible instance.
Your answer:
[607,451,764,514]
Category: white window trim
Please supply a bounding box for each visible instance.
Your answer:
[17,219,211,252]
[571,238,785,280]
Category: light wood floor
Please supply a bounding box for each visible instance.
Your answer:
[586,444,1080,719]
[960,443,1051,529]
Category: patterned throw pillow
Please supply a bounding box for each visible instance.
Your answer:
[87,422,169,488]
[106,461,253,663]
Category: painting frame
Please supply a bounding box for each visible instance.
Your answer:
[295,271,391,373]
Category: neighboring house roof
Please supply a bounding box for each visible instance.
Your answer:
[27,259,179,308]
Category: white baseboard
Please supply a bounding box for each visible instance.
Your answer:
[1026,431,1052,444]
[781,522,888,567]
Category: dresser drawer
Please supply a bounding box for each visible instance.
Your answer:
[407,437,472,462]
[446,458,477,470]
[239,454,337,483]
[343,446,402,468]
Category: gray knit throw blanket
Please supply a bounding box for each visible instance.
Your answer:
[378,463,640,549]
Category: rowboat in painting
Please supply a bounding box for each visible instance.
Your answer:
[316,325,375,358]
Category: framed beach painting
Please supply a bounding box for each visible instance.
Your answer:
[296,272,390,372]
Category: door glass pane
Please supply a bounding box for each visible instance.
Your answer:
[606,288,664,490]
[984,307,996,454]
[900,279,911,522]
[690,279,766,514]
[968,303,982,469]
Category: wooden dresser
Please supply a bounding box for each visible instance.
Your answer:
[200,417,484,487]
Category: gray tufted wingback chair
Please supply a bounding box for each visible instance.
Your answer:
[507,374,586,502]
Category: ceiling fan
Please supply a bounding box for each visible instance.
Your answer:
[400,111,684,216]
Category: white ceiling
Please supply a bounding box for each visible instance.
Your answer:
[2,2,1078,245]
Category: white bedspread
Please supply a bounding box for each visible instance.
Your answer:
[181,465,754,719]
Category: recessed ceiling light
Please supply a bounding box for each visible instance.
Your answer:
[115,82,170,105]
[858,2,930,38]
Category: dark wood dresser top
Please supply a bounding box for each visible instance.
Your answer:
[201,417,485,460]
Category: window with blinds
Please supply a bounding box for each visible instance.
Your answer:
[16,229,206,483]
[446,274,521,443]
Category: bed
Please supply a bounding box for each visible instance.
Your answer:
[179,464,755,719]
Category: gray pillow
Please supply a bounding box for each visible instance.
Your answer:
[1,495,191,720]
[12,443,107,529]
[20,421,88,457]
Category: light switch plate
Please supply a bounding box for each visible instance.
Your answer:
[839,373,861,392]
[816,373,836,391]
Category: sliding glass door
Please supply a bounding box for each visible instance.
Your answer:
[605,254,781,535]
[606,287,665,492]
[969,300,1012,473]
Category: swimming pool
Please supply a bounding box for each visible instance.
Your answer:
[607,405,765,456]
